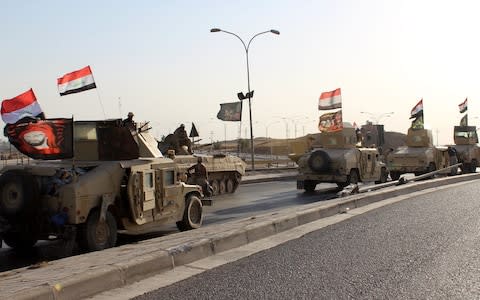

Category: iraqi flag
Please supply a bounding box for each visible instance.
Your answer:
[1,89,44,124]
[57,66,96,96]
[459,98,467,113]
[319,88,342,110]
[410,99,423,119]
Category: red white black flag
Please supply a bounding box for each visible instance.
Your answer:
[410,99,423,119]
[57,66,96,96]
[319,88,342,110]
[1,89,44,124]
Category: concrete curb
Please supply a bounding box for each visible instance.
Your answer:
[6,173,480,300]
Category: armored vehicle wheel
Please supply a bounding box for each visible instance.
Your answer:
[390,171,401,181]
[427,162,436,179]
[219,180,226,194]
[308,150,331,172]
[210,180,220,196]
[176,195,203,231]
[3,231,37,250]
[78,210,117,252]
[304,180,317,192]
[470,160,477,173]
[348,169,359,184]
[0,170,38,219]
[226,178,235,193]
[375,168,388,184]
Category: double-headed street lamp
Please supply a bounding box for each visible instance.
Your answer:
[210,27,280,170]
[360,111,394,125]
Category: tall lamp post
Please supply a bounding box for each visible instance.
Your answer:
[360,111,394,124]
[210,27,280,170]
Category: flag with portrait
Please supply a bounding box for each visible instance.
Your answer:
[318,110,343,132]
[217,101,242,121]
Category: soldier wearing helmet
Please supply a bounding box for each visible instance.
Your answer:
[122,112,136,132]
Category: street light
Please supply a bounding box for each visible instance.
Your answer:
[360,111,394,124]
[210,27,280,170]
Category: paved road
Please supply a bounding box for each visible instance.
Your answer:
[133,180,480,299]
[0,179,339,272]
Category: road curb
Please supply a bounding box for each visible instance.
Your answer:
[9,173,480,300]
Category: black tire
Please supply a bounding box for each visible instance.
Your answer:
[348,169,359,185]
[2,231,37,250]
[0,170,38,219]
[176,195,203,231]
[375,168,388,184]
[78,210,117,252]
[427,162,436,179]
[390,171,401,181]
[226,178,235,193]
[303,180,317,192]
[210,180,220,196]
[308,150,331,172]
[471,160,477,173]
[219,180,226,195]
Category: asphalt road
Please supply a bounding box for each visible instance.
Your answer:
[0,180,339,272]
[133,180,480,299]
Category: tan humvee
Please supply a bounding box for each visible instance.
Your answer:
[388,128,450,180]
[452,125,480,173]
[0,120,209,252]
[289,128,388,192]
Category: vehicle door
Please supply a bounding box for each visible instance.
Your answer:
[127,164,157,225]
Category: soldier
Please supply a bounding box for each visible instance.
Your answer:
[187,157,212,197]
[122,112,136,132]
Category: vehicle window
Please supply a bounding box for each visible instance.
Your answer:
[165,170,175,185]
[74,124,97,140]
[144,172,154,188]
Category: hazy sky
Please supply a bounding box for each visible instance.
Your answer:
[2,0,479,145]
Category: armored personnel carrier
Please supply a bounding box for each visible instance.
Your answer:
[158,125,246,195]
[289,127,388,192]
[0,119,209,252]
[452,125,480,173]
[388,128,450,180]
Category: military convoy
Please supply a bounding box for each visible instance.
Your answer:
[387,128,451,180]
[0,119,209,252]
[289,127,388,192]
[452,125,480,173]
[158,125,246,195]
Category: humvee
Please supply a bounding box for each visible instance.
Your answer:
[452,125,480,173]
[388,128,450,180]
[289,127,388,192]
[0,119,209,252]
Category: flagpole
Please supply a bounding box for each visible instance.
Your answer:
[90,72,106,119]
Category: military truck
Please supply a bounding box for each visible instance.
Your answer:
[388,128,450,180]
[452,125,480,173]
[289,127,388,192]
[0,119,209,252]
[158,125,246,195]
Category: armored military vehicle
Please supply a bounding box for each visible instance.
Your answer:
[158,125,246,195]
[388,128,450,180]
[289,127,388,192]
[452,125,480,173]
[0,119,209,252]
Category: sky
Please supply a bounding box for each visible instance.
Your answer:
[2,0,480,145]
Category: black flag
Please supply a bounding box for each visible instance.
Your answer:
[189,122,199,138]
[217,102,242,121]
